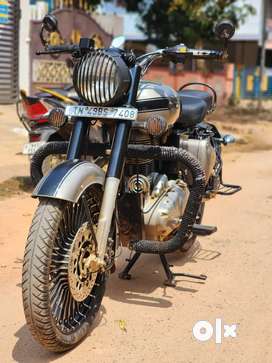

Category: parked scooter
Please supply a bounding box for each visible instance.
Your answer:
[16,89,73,178]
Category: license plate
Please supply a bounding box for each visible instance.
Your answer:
[65,105,138,121]
[23,141,46,155]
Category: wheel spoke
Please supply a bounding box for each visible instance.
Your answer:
[49,186,104,334]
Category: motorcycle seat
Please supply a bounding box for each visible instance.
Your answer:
[179,89,214,110]
[176,93,208,128]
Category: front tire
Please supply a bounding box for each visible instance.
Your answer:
[22,186,105,352]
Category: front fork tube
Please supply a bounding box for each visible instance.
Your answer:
[96,121,132,260]
[66,119,88,160]
[95,65,142,263]
[65,114,133,266]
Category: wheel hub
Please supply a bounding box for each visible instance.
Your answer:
[68,222,97,302]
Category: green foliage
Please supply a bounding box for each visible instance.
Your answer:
[122,0,256,47]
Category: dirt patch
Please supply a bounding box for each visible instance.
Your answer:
[207,106,272,153]
[1,150,272,362]
[0,176,33,200]
[209,104,272,124]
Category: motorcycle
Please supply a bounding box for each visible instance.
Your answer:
[22,14,241,352]
[16,89,73,178]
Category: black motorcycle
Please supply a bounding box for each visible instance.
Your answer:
[22,15,241,352]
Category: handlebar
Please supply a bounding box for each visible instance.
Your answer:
[36,44,80,55]
[36,42,226,79]
[137,44,225,76]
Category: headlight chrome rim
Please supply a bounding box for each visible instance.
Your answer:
[73,50,131,106]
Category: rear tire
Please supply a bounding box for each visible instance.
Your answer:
[22,186,105,352]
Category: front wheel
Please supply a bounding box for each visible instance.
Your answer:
[22,185,105,352]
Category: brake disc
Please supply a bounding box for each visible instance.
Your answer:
[68,222,97,302]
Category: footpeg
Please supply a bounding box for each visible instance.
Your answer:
[192,224,217,236]
[218,183,241,196]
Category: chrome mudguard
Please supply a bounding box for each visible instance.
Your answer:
[32,160,105,203]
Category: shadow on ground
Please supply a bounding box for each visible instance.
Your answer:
[106,242,221,306]
[12,307,106,363]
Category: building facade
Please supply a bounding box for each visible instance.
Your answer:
[19,1,118,97]
[0,0,20,104]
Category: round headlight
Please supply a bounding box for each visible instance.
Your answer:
[73,50,131,106]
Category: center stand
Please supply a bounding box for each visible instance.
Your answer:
[119,252,207,287]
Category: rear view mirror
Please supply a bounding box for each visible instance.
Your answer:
[42,14,58,33]
[215,20,235,40]
[40,14,60,46]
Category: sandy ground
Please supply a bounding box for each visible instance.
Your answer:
[0,106,29,183]
[0,105,272,362]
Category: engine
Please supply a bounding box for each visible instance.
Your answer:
[125,128,157,176]
[125,80,180,178]
[119,81,218,245]
[118,173,189,245]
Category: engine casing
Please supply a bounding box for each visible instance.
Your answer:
[142,175,189,241]
[179,138,216,181]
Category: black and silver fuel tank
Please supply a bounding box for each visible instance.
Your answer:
[136,81,180,126]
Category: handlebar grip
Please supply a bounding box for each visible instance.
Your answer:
[164,45,224,61]
[47,44,78,51]
[189,49,224,59]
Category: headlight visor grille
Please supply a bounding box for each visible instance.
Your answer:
[73,50,131,106]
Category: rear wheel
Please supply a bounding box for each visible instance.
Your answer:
[22,185,105,352]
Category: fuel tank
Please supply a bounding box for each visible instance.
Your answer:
[136,81,181,126]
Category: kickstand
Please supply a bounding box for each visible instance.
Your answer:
[119,252,141,280]
[159,254,207,287]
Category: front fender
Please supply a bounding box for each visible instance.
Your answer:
[32,160,105,203]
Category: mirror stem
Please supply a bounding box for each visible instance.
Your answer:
[40,25,47,47]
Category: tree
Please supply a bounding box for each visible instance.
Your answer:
[121,0,255,47]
